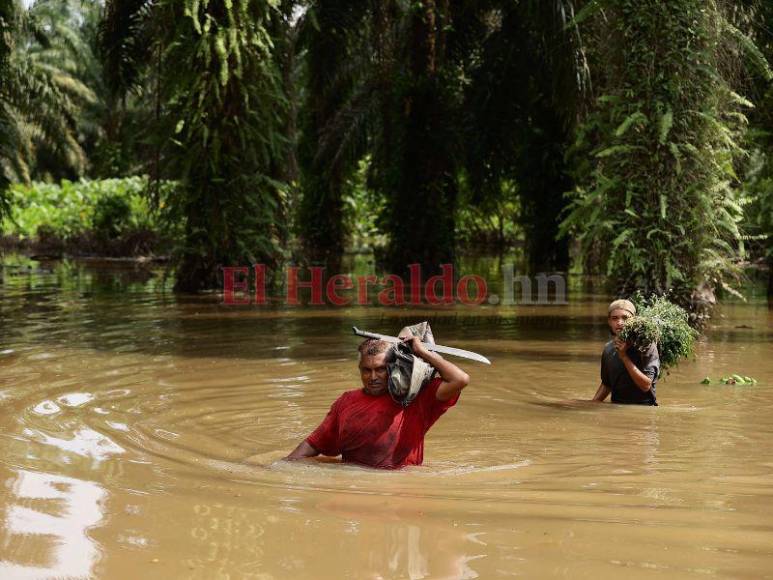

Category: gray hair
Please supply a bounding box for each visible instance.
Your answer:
[357,338,391,358]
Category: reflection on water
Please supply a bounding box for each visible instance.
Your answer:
[308,493,487,579]
[0,255,772,578]
[0,469,105,579]
[22,427,124,463]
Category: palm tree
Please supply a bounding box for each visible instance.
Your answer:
[96,0,162,177]
[298,0,474,274]
[99,0,291,291]
[1,0,16,214]
[297,0,588,274]
[1,0,95,186]
[464,0,589,273]
[296,0,371,271]
[560,0,768,302]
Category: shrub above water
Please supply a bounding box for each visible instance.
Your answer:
[93,195,132,240]
[2,177,176,240]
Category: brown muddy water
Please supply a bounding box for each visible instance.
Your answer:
[0,257,772,579]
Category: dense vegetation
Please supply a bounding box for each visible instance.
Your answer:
[0,0,770,301]
[561,0,768,302]
[1,177,176,256]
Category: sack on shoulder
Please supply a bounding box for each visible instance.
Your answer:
[386,321,436,407]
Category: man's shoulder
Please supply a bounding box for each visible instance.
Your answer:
[334,388,380,407]
[336,388,366,403]
[602,340,615,356]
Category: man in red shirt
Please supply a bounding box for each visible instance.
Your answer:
[285,335,470,468]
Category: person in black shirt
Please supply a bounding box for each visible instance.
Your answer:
[591,299,659,406]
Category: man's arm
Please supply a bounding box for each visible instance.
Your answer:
[403,336,470,402]
[284,395,342,461]
[615,337,652,392]
[285,440,320,461]
[592,383,611,402]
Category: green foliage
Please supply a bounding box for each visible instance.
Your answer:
[560,0,755,300]
[297,0,468,273]
[93,194,132,240]
[741,147,773,261]
[295,1,586,272]
[618,295,698,371]
[342,156,387,251]
[1,177,174,239]
[0,0,96,185]
[456,178,521,249]
[463,0,585,271]
[126,0,291,290]
[737,3,773,271]
[295,0,369,267]
[0,0,769,296]
[98,0,154,100]
[702,375,759,385]
[0,0,14,213]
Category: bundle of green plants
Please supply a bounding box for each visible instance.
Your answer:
[618,295,698,371]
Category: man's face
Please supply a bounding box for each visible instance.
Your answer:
[359,352,389,396]
[608,308,632,336]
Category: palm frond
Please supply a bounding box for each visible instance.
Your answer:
[98,0,155,99]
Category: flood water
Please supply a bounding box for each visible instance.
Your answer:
[1,257,772,579]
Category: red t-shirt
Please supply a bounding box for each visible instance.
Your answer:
[306,377,459,469]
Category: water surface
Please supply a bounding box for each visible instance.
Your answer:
[1,258,771,578]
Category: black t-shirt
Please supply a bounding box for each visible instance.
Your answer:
[600,340,659,405]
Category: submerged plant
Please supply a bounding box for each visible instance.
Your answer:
[701,376,759,385]
[619,295,698,371]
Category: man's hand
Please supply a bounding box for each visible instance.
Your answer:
[401,334,469,401]
[285,440,320,461]
[402,334,430,358]
[614,337,630,359]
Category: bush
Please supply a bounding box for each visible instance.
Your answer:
[619,295,698,371]
[1,177,176,240]
[0,177,179,256]
[93,195,132,240]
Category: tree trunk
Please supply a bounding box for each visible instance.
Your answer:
[384,0,456,276]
